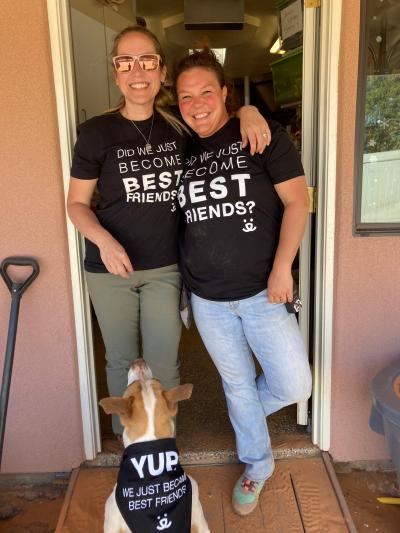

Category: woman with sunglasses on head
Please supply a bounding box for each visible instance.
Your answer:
[174,48,312,516]
[67,26,270,442]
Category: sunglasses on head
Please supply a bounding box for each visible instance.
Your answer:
[113,53,161,72]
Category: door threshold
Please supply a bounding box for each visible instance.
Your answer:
[83,433,319,468]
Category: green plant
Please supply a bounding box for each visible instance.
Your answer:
[364,74,400,153]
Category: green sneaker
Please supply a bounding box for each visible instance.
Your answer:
[232,474,266,516]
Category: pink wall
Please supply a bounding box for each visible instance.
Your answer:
[0,1,84,472]
[330,0,400,461]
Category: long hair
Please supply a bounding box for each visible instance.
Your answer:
[106,26,189,135]
[172,48,239,114]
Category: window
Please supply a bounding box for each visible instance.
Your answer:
[354,0,400,234]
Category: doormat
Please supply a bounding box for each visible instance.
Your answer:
[56,454,355,532]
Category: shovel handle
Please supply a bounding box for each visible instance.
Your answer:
[0,257,39,468]
[0,257,40,296]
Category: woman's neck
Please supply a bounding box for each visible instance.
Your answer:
[120,102,155,121]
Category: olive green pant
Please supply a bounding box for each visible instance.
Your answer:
[86,264,182,435]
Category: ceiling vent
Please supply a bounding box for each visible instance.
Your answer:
[184,0,244,30]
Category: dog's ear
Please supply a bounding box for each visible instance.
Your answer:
[99,397,133,416]
[163,383,193,408]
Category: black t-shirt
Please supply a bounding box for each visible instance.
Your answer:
[115,438,192,533]
[178,118,304,300]
[71,112,188,272]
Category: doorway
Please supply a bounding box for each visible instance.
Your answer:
[47,0,340,460]
[68,0,316,457]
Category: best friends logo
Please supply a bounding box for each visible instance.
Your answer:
[178,141,257,232]
[119,450,188,512]
[117,141,183,211]
[116,443,191,533]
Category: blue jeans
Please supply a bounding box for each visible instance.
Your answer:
[191,289,312,481]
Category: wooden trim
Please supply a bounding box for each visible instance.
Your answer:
[322,452,358,533]
[55,468,80,532]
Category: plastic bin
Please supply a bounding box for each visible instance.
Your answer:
[270,49,303,106]
[370,360,400,486]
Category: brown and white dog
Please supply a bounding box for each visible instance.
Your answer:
[99,358,210,533]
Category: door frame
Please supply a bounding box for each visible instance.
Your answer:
[47,0,101,459]
[311,0,341,451]
[47,0,341,459]
[297,1,320,426]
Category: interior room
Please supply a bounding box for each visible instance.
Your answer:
[68,0,314,459]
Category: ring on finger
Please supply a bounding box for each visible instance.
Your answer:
[262,132,268,138]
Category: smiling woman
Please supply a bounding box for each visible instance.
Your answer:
[173,47,311,517]
[66,26,189,439]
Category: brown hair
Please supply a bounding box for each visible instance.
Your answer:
[106,26,188,135]
[173,48,238,114]
[111,25,167,68]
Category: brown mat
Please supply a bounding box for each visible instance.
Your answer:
[56,457,353,532]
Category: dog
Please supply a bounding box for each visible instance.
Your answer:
[99,358,210,533]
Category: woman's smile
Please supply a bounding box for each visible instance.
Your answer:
[128,82,150,90]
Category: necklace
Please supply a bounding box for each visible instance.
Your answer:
[130,114,154,151]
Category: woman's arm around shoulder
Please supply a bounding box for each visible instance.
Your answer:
[236,105,271,155]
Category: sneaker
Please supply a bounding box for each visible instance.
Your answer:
[232,474,266,516]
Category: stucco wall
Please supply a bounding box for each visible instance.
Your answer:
[331,0,400,461]
[0,1,84,472]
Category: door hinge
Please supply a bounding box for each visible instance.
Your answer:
[394,375,400,400]
[305,0,321,8]
[308,186,317,213]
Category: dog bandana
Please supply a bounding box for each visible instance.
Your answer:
[115,438,192,532]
